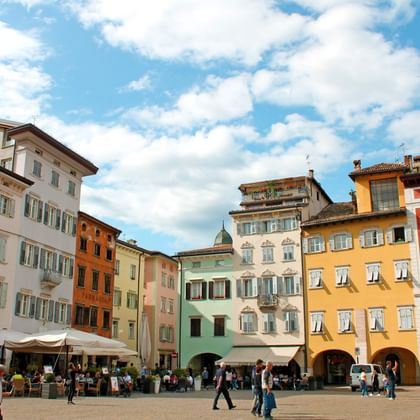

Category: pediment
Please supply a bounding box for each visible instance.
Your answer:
[261,269,275,277]
[261,240,274,247]
[282,303,298,311]
[241,305,255,313]
[241,241,254,249]
[282,267,297,275]
[241,271,254,278]
[281,237,295,245]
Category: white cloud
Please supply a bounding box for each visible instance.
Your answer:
[66,0,308,65]
[124,74,253,129]
[121,73,152,92]
[252,3,420,128]
[387,111,420,150]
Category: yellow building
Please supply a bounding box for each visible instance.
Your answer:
[113,239,148,367]
[302,160,419,385]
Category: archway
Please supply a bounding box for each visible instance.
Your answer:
[187,352,221,379]
[313,350,355,385]
[371,347,419,385]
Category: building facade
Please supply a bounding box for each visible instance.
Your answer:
[144,251,178,370]
[227,174,331,375]
[72,212,120,338]
[0,122,97,335]
[176,226,234,376]
[302,160,420,385]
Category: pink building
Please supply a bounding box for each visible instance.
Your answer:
[144,251,178,370]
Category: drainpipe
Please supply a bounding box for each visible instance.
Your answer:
[136,251,144,355]
[177,258,183,369]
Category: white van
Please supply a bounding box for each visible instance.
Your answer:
[349,364,385,392]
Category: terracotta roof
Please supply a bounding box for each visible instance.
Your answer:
[78,211,122,235]
[176,243,234,257]
[349,163,406,180]
[302,204,405,227]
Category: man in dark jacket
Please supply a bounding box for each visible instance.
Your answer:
[251,359,264,416]
[212,362,236,410]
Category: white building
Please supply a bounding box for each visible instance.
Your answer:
[225,172,331,375]
[0,121,97,334]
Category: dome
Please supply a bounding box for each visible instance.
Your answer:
[214,222,233,246]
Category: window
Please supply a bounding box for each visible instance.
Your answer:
[283,276,301,295]
[330,233,352,251]
[213,280,225,298]
[62,212,76,235]
[262,246,274,263]
[168,326,174,343]
[39,248,55,271]
[161,272,167,287]
[15,293,33,317]
[261,277,274,295]
[160,325,169,342]
[285,311,298,332]
[59,256,73,278]
[0,281,8,308]
[304,236,325,253]
[33,160,42,177]
[127,292,138,309]
[335,267,349,286]
[80,237,87,251]
[237,277,257,298]
[262,312,276,333]
[283,245,294,261]
[0,158,12,170]
[0,194,15,218]
[160,297,167,313]
[106,248,113,261]
[88,307,97,327]
[398,306,414,330]
[309,270,322,288]
[190,318,201,337]
[113,289,122,306]
[75,305,84,325]
[190,281,204,300]
[0,236,6,263]
[214,317,225,336]
[310,312,324,333]
[366,263,380,283]
[359,229,383,247]
[387,225,412,244]
[20,242,39,268]
[51,170,60,187]
[128,321,135,339]
[112,319,119,338]
[38,298,51,321]
[242,248,253,264]
[215,259,225,267]
[115,259,120,275]
[94,243,101,257]
[95,229,100,237]
[130,264,136,280]
[77,266,86,287]
[192,261,201,269]
[371,178,399,211]
[168,275,175,289]
[103,310,110,329]
[278,217,297,231]
[338,310,352,332]
[240,311,257,334]
[168,299,174,314]
[68,180,76,197]
[104,273,111,294]
[394,261,409,281]
[369,308,384,332]
[24,194,43,222]
[43,203,60,229]
[92,270,99,291]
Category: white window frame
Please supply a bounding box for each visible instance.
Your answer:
[335,266,349,287]
[338,310,352,333]
[283,276,300,296]
[0,194,14,218]
[310,312,324,334]
[240,312,257,334]
[28,195,41,220]
[309,269,323,288]
[68,180,76,197]
[190,281,202,299]
[112,319,119,338]
[330,233,352,251]
[127,293,138,309]
[242,248,253,264]
[130,264,136,280]
[282,245,294,261]
[62,212,75,235]
[113,289,122,306]
[394,260,409,281]
[0,281,8,308]
[62,256,71,277]
[366,263,381,283]
[213,280,225,298]
[168,299,174,314]
[360,229,383,248]
[262,312,276,333]
[262,246,274,263]
[57,302,67,324]
[23,243,37,267]
[278,217,297,231]
[160,297,167,313]
[161,272,167,287]
[242,277,258,298]
[285,311,298,332]
[369,308,384,332]
[306,236,325,253]
[33,160,42,177]
[128,321,135,339]
[398,306,414,330]
[0,235,6,263]
[387,225,412,244]
[51,170,60,188]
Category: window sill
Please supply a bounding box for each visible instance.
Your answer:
[390,241,409,245]
[240,262,254,266]
[241,332,257,335]
[331,248,352,252]
[395,278,411,282]
[282,259,296,263]
[262,261,275,265]
[336,284,350,288]
[366,281,382,285]
[309,286,323,290]
[398,328,416,332]
[310,332,324,335]
[370,329,386,333]
[338,331,353,334]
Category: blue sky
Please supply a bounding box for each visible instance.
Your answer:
[1,0,420,255]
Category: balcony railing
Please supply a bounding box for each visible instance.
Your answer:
[40,269,62,288]
[257,294,279,308]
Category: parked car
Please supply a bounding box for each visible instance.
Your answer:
[349,364,384,392]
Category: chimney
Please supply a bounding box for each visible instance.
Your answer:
[404,155,412,171]
[127,239,137,245]
[308,169,314,178]
[349,190,357,212]
[353,160,361,171]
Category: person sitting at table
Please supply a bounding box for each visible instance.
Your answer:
[301,374,309,390]
[122,371,133,395]
[32,371,42,384]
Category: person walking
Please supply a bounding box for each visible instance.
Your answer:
[262,361,276,420]
[202,367,209,390]
[359,369,368,397]
[251,359,263,416]
[371,367,380,396]
[67,363,78,405]
[212,362,236,411]
[386,360,398,400]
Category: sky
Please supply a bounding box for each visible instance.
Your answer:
[1,0,420,255]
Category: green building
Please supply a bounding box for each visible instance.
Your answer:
[175,225,233,377]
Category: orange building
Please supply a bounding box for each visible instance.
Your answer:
[72,211,121,338]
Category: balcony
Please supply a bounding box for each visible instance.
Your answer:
[40,269,62,288]
[257,294,279,308]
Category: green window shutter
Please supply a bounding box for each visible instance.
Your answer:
[33,246,40,268]
[37,200,43,222]
[55,209,61,230]
[19,241,26,265]
[43,202,49,224]
[29,295,36,318]
[48,300,54,322]
[24,194,30,217]
[15,292,22,315]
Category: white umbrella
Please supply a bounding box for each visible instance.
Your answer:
[77,346,138,357]
[0,329,28,363]
[139,313,151,365]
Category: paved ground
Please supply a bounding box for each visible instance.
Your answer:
[2,386,420,420]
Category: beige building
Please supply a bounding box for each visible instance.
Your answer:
[225,172,331,375]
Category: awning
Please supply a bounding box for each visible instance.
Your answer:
[216,346,300,366]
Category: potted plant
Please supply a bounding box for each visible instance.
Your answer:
[152,374,161,393]
[42,374,57,399]
[194,375,202,391]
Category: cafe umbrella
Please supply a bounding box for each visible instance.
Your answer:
[0,329,28,364]
[139,312,151,366]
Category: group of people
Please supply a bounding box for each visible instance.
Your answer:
[359,360,399,400]
[212,360,277,420]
